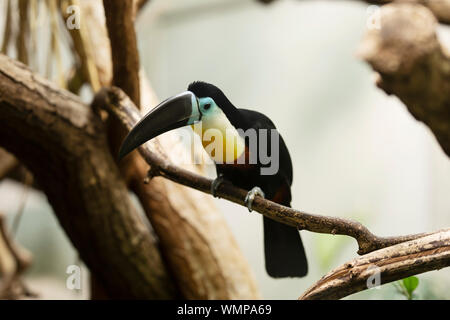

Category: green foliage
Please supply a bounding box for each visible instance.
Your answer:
[394,276,419,300]
[403,277,419,295]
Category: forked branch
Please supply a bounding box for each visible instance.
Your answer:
[299,230,450,300]
[94,87,448,256]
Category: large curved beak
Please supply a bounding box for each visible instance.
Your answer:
[118,91,201,160]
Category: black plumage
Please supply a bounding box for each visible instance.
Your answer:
[188,82,308,277]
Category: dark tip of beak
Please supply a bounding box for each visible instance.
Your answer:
[118,91,200,161]
[118,141,134,161]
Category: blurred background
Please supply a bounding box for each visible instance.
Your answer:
[0,0,449,299]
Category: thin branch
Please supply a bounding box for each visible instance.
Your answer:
[1,0,13,54]
[94,87,448,256]
[103,0,142,182]
[16,0,29,65]
[47,0,65,88]
[299,229,450,300]
[0,213,35,299]
[103,0,140,107]
[61,0,104,92]
[11,171,32,236]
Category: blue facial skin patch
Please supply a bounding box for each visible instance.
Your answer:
[186,93,202,125]
[193,97,246,164]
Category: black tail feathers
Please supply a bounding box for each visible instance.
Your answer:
[263,216,308,278]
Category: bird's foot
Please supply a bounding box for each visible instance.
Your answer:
[244,187,265,212]
[211,174,225,198]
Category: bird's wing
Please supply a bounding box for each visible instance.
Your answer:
[237,108,293,186]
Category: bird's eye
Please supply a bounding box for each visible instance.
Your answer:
[204,103,211,110]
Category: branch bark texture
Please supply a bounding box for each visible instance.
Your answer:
[103,0,140,106]
[0,54,176,299]
[358,3,450,156]
[299,229,450,300]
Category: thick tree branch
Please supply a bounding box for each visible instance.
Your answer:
[358,3,450,156]
[299,229,450,300]
[101,0,260,299]
[0,54,176,299]
[94,87,448,256]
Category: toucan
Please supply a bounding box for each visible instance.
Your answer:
[118,81,308,278]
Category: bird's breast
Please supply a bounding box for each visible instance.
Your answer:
[192,110,246,164]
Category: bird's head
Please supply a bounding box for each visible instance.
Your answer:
[118,81,243,162]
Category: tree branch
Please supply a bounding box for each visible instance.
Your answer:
[0,54,177,299]
[299,229,450,300]
[83,0,260,299]
[94,87,448,256]
[0,213,34,299]
[358,3,450,156]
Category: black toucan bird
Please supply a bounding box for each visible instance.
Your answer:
[118,82,308,278]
